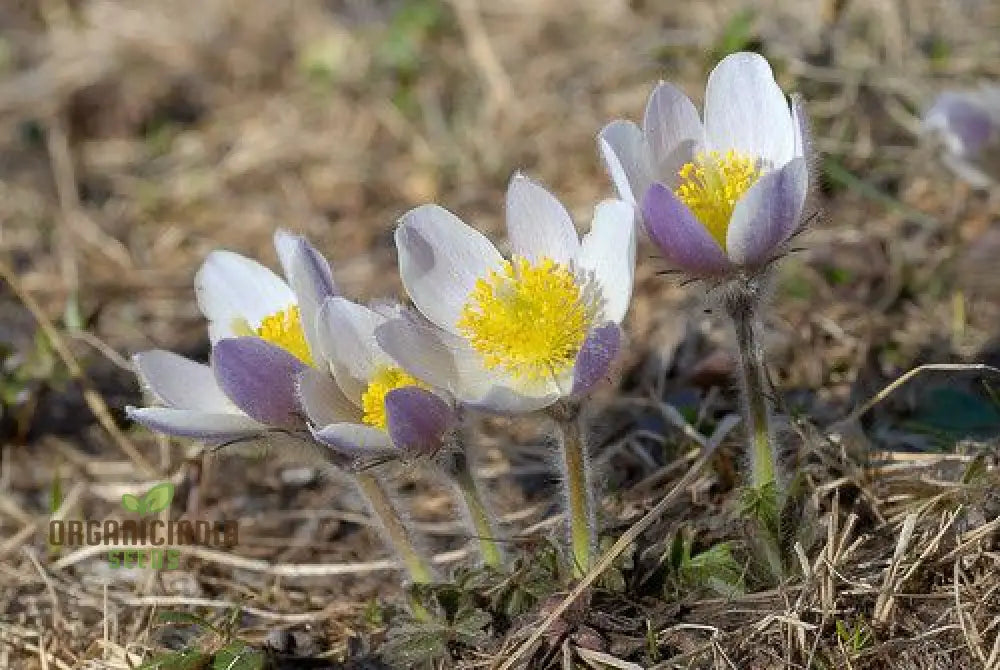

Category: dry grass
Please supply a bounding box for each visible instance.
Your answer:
[1,0,1000,668]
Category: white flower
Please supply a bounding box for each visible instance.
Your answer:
[599,52,811,277]
[298,297,455,460]
[127,231,336,440]
[379,173,635,414]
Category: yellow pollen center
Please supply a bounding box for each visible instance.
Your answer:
[456,256,593,383]
[675,149,761,249]
[360,365,426,430]
[254,305,313,366]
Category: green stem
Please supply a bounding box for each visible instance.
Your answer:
[355,472,434,584]
[554,408,595,579]
[451,452,503,569]
[726,291,775,490]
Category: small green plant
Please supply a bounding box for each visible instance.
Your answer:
[835,615,873,657]
[382,580,492,667]
[139,608,265,670]
[660,530,743,598]
[121,482,175,517]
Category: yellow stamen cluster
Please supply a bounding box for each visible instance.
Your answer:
[361,365,426,430]
[675,149,760,248]
[457,256,593,383]
[255,305,313,366]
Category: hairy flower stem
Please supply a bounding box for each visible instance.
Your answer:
[725,285,776,491]
[355,472,434,584]
[447,452,504,569]
[550,402,595,580]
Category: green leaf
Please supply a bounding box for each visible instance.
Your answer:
[211,642,265,670]
[138,649,211,670]
[142,482,175,516]
[121,493,142,514]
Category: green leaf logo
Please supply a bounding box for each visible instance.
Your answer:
[122,482,174,517]
[141,483,175,516]
[121,493,142,514]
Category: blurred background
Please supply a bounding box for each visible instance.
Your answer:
[2,0,1000,665]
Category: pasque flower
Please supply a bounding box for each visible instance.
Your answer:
[127,230,337,441]
[922,85,1000,188]
[298,296,456,462]
[598,52,810,278]
[127,233,445,583]
[382,174,635,578]
[378,173,635,414]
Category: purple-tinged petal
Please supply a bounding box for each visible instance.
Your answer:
[725,157,808,268]
[923,93,994,158]
[571,322,621,396]
[641,182,732,277]
[212,337,307,428]
[273,230,338,357]
[384,386,454,456]
[126,406,265,441]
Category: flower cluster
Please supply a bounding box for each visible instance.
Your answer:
[129,52,815,584]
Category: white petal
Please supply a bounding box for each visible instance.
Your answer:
[466,385,561,414]
[575,199,637,324]
[395,204,504,332]
[374,312,558,411]
[127,407,264,440]
[133,350,235,412]
[642,82,705,185]
[195,251,295,343]
[273,229,300,279]
[598,120,652,206]
[790,95,809,159]
[704,52,795,167]
[317,297,393,403]
[374,313,463,393]
[313,423,394,453]
[297,368,361,427]
[505,174,579,265]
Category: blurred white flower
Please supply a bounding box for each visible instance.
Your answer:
[380,174,635,414]
[923,85,1000,189]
